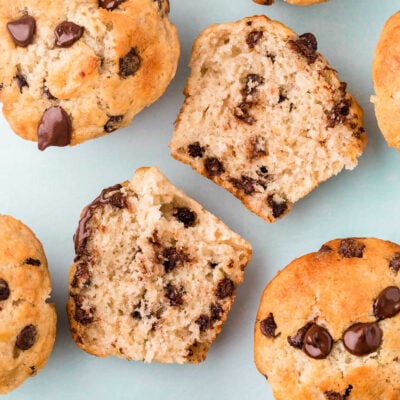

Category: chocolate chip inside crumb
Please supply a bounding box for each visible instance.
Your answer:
[216,278,235,299]
[289,33,318,64]
[287,322,313,349]
[389,253,400,273]
[234,101,256,125]
[242,74,265,97]
[230,175,256,195]
[15,74,28,93]
[24,258,41,266]
[16,325,37,351]
[73,295,94,325]
[188,142,205,158]
[104,115,124,133]
[119,48,141,78]
[246,30,263,49]
[195,315,211,332]
[204,157,224,177]
[165,284,184,306]
[162,247,188,272]
[339,239,365,258]
[260,313,278,338]
[327,98,351,128]
[131,311,142,320]
[71,263,91,288]
[210,303,223,322]
[174,207,196,227]
[267,195,288,218]
[0,279,10,301]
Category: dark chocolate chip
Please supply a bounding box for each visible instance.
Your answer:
[242,74,265,97]
[195,314,211,332]
[29,365,36,375]
[343,385,353,399]
[43,86,57,100]
[324,392,343,400]
[278,94,287,103]
[302,324,333,359]
[54,21,84,48]
[259,166,268,174]
[15,74,28,93]
[216,278,235,299]
[37,106,72,151]
[289,33,318,64]
[104,115,123,133]
[162,247,188,273]
[210,302,223,322]
[234,101,256,125]
[327,98,351,128]
[246,31,263,49]
[24,258,41,266]
[338,239,365,258]
[7,16,36,47]
[173,207,196,228]
[209,262,218,269]
[119,48,141,78]
[16,325,37,350]
[248,136,267,159]
[131,311,142,320]
[343,322,382,356]
[260,313,278,338]
[99,0,126,10]
[389,253,400,273]
[287,322,313,349]
[373,286,400,320]
[71,263,91,288]
[230,175,256,195]
[267,195,288,218]
[165,284,184,306]
[73,295,94,325]
[0,279,10,301]
[188,142,205,158]
[204,157,224,177]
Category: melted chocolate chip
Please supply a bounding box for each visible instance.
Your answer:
[267,195,288,218]
[195,314,211,332]
[338,239,365,258]
[37,106,72,151]
[131,310,142,320]
[210,303,223,322]
[71,263,91,288]
[343,322,382,356]
[99,0,126,10]
[289,33,318,64]
[161,247,188,272]
[302,324,333,359]
[216,278,235,299]
[74,184,126,258]
[260,313,278,338]
[0,279,10,301]
[15,74,28,93]
[24,258,41,266]
[242,74,265,97]
[73,295,94,325]
[324,392,343,400]
[389,253,400,273]
[16,325,37,350]
[173,207,196,228]
[55,21,84,48]
[188,142,205,158]
[327,98,351,128]
[246,31,263,49]
[165,284,184,306]
[230,175,256,195]
[204,157,224,177]
[234,101,256,125]
[287,322,313,349]
[104,115,124,133]
[119,48,141,78]
[373,286,400,320]
[7,16,36,47]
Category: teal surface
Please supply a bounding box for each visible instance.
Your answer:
[1,1,399,399]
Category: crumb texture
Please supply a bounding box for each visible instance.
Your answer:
[170,15,366,223]
[67,167,252,364]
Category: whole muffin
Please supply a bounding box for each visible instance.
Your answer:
[0,0,179,149]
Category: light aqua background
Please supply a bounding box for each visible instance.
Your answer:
[1,0,399,399]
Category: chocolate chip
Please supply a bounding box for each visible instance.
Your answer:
[16,325,37,350]
[216,278,235,299]
[389,253,400,273]
[37,106,72,151]
[338,239,365,258]
[165,284,184,306]
[259,166,268,174]
[230,175,256,195]
[161,247,188,272]
[7,16,36,47]
[131,311,142,320]
[173,207,196,228]
[107,191,127,208]
[15,74,28,93]
[302,324,333,359]
[343,385,353,399]
[0,279,10,301]
[210,302,223,322]
[343,322,382,356]
[234,101,256,125]
[43,86,57,100]
[373,286,400,320]
[188,142,205,158]
[204,157,224,177]
[73,295,94,325]
[266,52,276,63]
[99,0,126,10]
[195,314,211,332]
[0,83,3,90]
[267,195,288,218]
[289,33,318,64]
[246,31,263,49]
[54,21,84,48]
[287,322,313,349]
[260,313,278,338]
[119,48,141,78]
[71,263,91,288]
[24,258,41,266]
[248,136,267,159]
[104,115,124,133]
[29,365,36,375]
[209,262,218,269]
[327,98,351,128]
[242,74,265,97]
[324,392,343,400]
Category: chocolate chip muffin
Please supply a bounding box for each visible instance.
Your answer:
[253,0,328,5]
[67,167,252,363]
[372,11,400,152]
[0,215,56,394]
[170,15,366,223]
[255,238,400,400]
[0,0,179,149]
